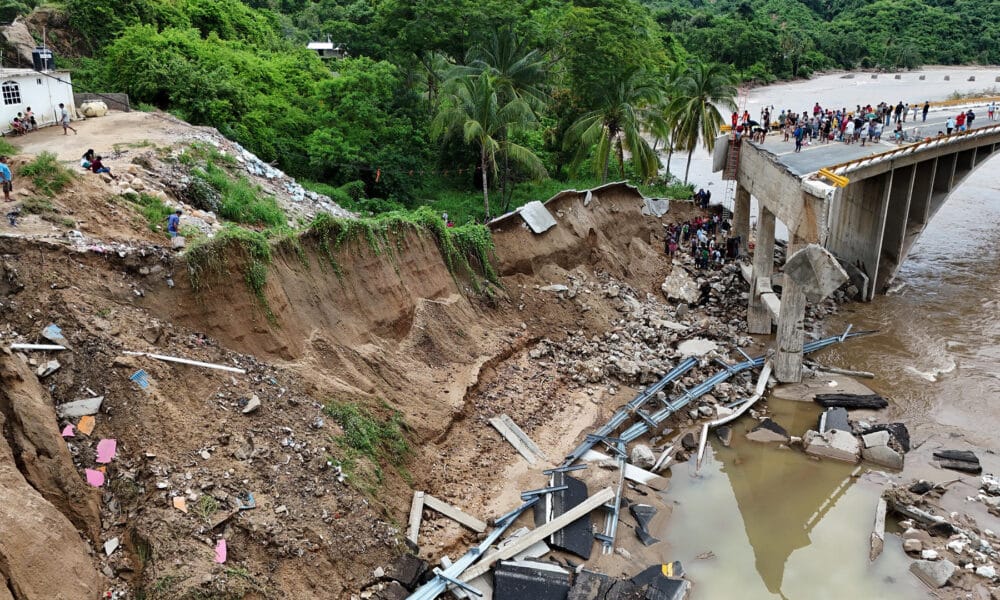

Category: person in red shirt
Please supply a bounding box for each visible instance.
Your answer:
[956,111,966,131]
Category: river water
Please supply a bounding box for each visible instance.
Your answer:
[661,66,1000,599]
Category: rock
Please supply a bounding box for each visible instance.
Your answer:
[903,538,923,553]
[976,565,996,579]
[131,178,146,191]
[680,433,698,451]
[822,407,850,433]
[933,450,979,464]
[386,554,428,589]
[861,444,904,470]
[904,528,933,546]
[661,267,700,304]
[697,405,714,417]
[862,430,891,448]
[910,559,955,588]
[142,324,162,344]
[982,475,1000,496]
[373,581,409,600]
[630,444,656,469]
[921,549,939,560]
[716,426,733,447]
[36,360,60,377]
[803,429,860,463]
[80,101,109,117]
[909,480,934,495]
[104,537,119,556]
[746,419,790,444]
[540,284,569,293]
[242,395,261,414]
[863,423,911,451]
[677,338,718,357]
[55,396,104,419]
[373,566,385,579]
[946,540,966,554]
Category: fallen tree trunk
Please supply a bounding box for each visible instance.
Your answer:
[814,393,888,409]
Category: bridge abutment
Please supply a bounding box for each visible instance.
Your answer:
[747,206,775,334]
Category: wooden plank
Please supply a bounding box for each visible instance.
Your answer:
[499,415,547,461]
[423,494,487,533]
[489,416,545,465]
[870,498,887,562]
[580,450,669,491]
[407,491,425,544]
[460,487,614,582]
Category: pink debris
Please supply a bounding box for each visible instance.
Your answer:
[96,439,117,464]
[214,539,227,564]
[85,469,105,487]
[61,424,75,437]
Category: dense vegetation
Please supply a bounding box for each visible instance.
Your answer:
[44,0,996,221]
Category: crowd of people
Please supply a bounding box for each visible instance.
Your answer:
[663,212,740,270]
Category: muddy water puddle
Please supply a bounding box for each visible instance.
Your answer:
[662,399,925,599]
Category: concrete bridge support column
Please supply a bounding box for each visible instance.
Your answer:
[734,184,751,256]
[774,278,807,382]
[748,206,776,334]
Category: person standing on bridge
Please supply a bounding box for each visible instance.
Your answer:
[989,102,996,121]
[793,124,805,152]
[956,110,966,132]
[923,101,930,122]
[966,109,975,130]
[946,116,955,135]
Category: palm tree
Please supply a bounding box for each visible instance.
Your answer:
[453,29,550,211]
[565,67,662,184]
[432,72,547,218]
[668,60,737,184]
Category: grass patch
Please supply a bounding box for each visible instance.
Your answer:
[324,400,410,492]
[0,138,16,156]
[186,225,274,321]
[18,152,74,197]
[192,494,218,523]
[19,196,54,214]
[125,192,175,234]
[194,163,284,227]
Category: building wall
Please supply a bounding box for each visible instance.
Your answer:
[0,71,76,133]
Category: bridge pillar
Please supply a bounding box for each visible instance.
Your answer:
[748,206,775,334]
[734,184,750,256]
[774,278,807,382]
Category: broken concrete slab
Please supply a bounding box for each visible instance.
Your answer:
[782,244,849,299]
[863,423,910,451]
[489,414,547,465]
[862,430,891,448]
[910,559,955,588]
[803,429,860,463]
[55,396,104,419]
[938,459,982,474]
[746,418,790,444]
[821,407,850,433]
[581,451,669,491]
[242,394,261,414]
[814,393,888,410]
[641,198,670,217]
[862,444,904,470]
[540,284,569,293]
[677,338,718,358]
[630,445,655,469]
[568,570,642,600]
[385,554,428,590]
[518,201,558,234]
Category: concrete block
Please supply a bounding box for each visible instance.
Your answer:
[641,198,669,217]
[803,429,860,463]
[56,396,104,419]
[783,244,849,300]
[518,201,557,234]
[862,430,891,448]
[862,444,904,469]
[746,418,790,443]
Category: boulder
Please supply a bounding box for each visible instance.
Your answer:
[716,426,733,447]
[903,538,923,553]
[910,559,955,588]
[80,101,109,117]
[661,267,700,304]
[630,444,656,469]
[803,429,860,463]
[746,419,790,444]
[680,433,698,451]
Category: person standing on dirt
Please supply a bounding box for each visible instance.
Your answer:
[59,103,77,135]
[166,209,182,237]
[0,156,11,202]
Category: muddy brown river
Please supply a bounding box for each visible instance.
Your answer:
[661,66,1000,598]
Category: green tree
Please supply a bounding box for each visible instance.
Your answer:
[668,60,737,184]
[565,67,662,184]
[432,73,546,217]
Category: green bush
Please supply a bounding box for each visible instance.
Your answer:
[125,192,175,233]
[194,163,284,227]
[324,400,410,467]
[18,152,74,197]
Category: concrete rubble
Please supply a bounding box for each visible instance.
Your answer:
[803,429,861,462]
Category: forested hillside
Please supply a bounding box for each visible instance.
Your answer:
[5,0,997,220]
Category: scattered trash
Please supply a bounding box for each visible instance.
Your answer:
[129,369,150,390]
[41,323,71,349]
[77,415,96,436]
[493,560,570,600]
[61,424,75,437]
[86,469,105,487]
[36,360,60,378]
[548,473,593,559]
[933,449,982,474]
[123,350,247,374]
[96,439,117,464]
[55,396,105,419]
[173,497,188,513]
[237,492,256,510]
[104,538,119,557]
[214,539,227,564]
[630,504,660,546]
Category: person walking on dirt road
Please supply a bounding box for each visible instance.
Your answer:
[59,103,77,135]
[0,156,12,202]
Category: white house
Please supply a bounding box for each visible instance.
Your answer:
[306,39,348,60]
[0,68,76,134]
